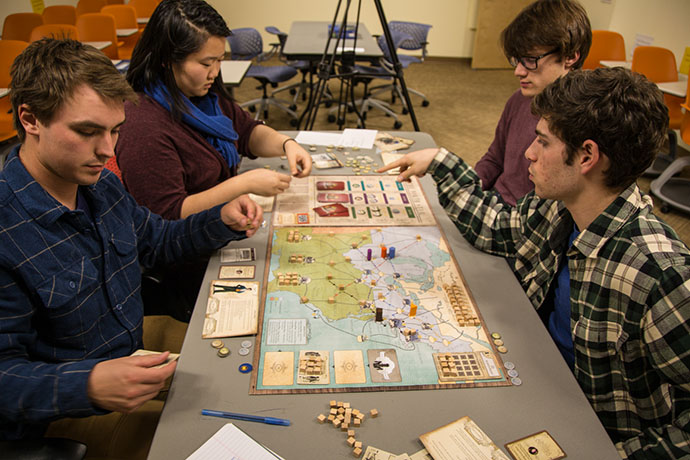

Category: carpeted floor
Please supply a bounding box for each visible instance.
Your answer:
[233,57,690,246]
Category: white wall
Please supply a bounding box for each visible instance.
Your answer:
[208,0,475,58]
[607,0,690,62]
[2,0,690,63]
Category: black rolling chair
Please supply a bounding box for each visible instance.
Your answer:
[264,26,310,111]
[226,28,299,124]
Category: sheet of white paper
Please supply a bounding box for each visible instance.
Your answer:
[295,131,343,146]
[186,423,281,460]
[295,129,377,149]
[341,128,377,148]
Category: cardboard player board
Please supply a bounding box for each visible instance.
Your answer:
[250,226,511,394]
[272,176,435,227]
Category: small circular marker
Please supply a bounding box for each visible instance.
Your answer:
[491,332,501,340]
[507,369,519,378]
[241,340,253,349]
[211,339,224,349]
[493,339,504,346]
[238,347,250,356]
[504,361,515,370]
[510,377,522,386]
[497,345,508,354]
[239,363,253,373]
[217,347,230,358]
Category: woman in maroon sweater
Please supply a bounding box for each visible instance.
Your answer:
[116,0,311,320]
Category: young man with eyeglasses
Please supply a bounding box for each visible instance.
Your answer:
[473,0,591,205]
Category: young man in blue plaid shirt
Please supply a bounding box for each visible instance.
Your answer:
[0,38,263,452]
[380,67,690,459]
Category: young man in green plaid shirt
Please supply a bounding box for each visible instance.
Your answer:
[379,67,690,459]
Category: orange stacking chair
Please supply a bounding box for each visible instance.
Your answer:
[2,13,43,42]
[632,46,683,175]
[105,0,125,4]
[29,24,80,42]
[101,5,140,59]
[582,30,626,70]
[76,13,119,59]
[42,5,77,25]
[0,40,29,143]
[128,0,158,29]
[76,0,107,17]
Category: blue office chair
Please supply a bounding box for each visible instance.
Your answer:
[227,27,299,124]
[388,21,432,108]
[264,26,310,111]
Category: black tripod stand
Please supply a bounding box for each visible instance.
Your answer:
[299,0,420,132]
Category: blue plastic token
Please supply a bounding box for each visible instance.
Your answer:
[238,363,253,373]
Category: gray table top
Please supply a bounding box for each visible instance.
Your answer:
[147,131,619,460]
[283,21,383,62]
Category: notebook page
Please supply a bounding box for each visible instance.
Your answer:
[186,423,281,460]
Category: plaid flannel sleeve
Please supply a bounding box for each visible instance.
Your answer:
[428,148,527,258]
[620,266,690,459]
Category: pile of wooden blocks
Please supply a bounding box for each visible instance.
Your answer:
[316,400,380,457]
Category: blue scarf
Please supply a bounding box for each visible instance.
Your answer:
[145,82,240,168]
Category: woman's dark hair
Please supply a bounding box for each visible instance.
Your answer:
[126,0,232,119]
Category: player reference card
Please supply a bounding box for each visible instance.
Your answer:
[218,265,255,279]
[202,281,260,338]
[220,247,256,263]
[505,431,566,460]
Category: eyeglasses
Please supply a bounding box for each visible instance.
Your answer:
[508,49,559,71]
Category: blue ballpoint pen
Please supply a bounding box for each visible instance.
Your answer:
[201,409,291,426]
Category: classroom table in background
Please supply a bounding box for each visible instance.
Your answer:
[116,28,138,38]
[599,59,631,69]
[0,88,8,98]
[146,131,620,460]
[83,41,111,51]
[137,17,149,25]
[220,60,251,88]
[599,60,688,98]
[282,21,383,63]
[657,80,688,98]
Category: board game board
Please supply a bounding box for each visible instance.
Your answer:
[250,226,511,394]
[272,176,435,227]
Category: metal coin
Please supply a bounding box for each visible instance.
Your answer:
[497,345,508,354]
[507,369,519,378]
[238,347,250,356]
[217,347,230,357]
[510,377,522,386]
[239,363,253,373]
[504,361,515,370]
[493,339,504,346]
[210,339,224,349]
[241,340,253,349]
[491,332,501,340]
